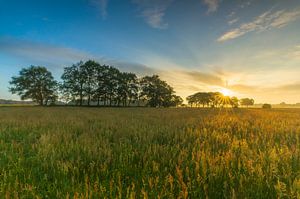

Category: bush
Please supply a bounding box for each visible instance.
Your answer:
[262,103,272,109]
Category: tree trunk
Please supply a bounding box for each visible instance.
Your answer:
[39,99,44,106]
[97,97,100,106]
[80,93,83,106]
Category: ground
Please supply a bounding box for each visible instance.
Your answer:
[0,107,299,198]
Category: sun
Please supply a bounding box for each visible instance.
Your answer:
[220,88,233,97]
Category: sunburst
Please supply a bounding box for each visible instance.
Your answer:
[220,88,233,97]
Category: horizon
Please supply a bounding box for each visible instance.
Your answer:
[1,0,300,103]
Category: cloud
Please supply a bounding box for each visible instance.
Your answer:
[254,44,300,62]
[218,8,300,42]
[89,0,108,19]
[239,1,252,9]
[0,37,156,77]
[276,83,300,92]
[228,84,257,92]
[181,71,225,86]
[0,37,93,68]
[132,0,173,29]
[228,18,239,25]
[106,60,157,76]
[203,0,219,14]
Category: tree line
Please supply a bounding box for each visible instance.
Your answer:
[9,60,183,107]
[9,61,257,108]
[186,92,254,108]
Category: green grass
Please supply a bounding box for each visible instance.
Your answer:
[0,107,299,198]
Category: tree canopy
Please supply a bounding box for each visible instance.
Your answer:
[9,66,57,106]
[240,98,255,107]
[186,92,254,108]
[60,61,182,107]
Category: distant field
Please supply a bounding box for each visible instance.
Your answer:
[0,107,299,198]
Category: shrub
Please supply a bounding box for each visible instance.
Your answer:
[262,103,272,109]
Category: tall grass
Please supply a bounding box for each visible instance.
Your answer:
[0,107,299,198]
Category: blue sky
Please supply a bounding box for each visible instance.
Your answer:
[1,0,300,103]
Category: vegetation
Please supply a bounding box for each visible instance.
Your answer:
[9,66,58,106]
[0,107,299,198]
[140,75,181,107]
[262,103,272,109]
[9,62,262,109]
[59,61,182,107]
[240,98,255,107]
[9,61,183,107]
[186,92,253,108]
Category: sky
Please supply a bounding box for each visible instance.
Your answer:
[1,0,300,103]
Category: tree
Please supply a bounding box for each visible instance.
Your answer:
[140,75,176,107]
[93,64,111,106]
[81,60,97,106]
[106,66,121,106]
[187,92,242,108]
[170,95,183,107]
[186,94,197,107]
[209,92,224,108]
[240,98,255,108]
[9,66,57,106]
[117,72,139,106]
[93,64,107,106]
[230,96,239,108]
[61,60,141,107]
[61,61,86,106]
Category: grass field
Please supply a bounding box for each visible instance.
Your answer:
[0,107,299,198]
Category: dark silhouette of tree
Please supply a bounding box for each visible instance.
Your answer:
[117,72,138,106]
[186,94,196,107]
[209,92,224,108]
[140,75,176,107]
[230,96,239,108]
[61,61,86,106]
[186,91,241,108]
[93,64,106,106]
[186,92,212,107]
[9,66,57,106]
[106,66,121,106]
[59,60,182,107]
[96,65,111,106]
[82,60,98,106]
[240,98,255,108]
[170,95,183,107]
[262,103,272,109]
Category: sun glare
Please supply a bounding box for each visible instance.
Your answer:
[220,88,233,97]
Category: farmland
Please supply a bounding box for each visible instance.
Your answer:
[0,107,299,198]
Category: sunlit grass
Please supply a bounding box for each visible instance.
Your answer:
[0,107,299,198]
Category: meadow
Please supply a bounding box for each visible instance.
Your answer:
[0,107,299,198]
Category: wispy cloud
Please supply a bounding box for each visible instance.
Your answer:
[0,37,93,67]
[203,0,220,14]
[228,84,257,93]
[218,8,300,42]
[183,71,224,86]
[89,0,109,19]
[254,44,300,62]
[107,60,156,76]
[228,18,239,25]
[132,0,173,29]
[276,83,300,92]
[0,37,154,76]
